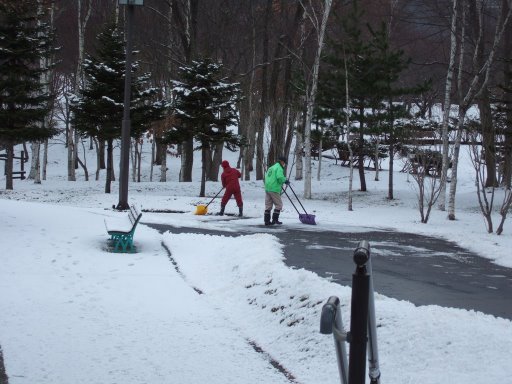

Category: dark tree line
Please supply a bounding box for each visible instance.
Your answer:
[2,0,512,200]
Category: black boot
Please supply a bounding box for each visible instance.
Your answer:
[272,210,282,225]
[238,206,243,217]
[216,205,225,216]
[264,210,272,225]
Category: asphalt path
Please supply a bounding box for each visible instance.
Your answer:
[146,221,512,320]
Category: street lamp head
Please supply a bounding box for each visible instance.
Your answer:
[119,0,144,5]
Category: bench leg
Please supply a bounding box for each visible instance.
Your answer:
[107,232,135,253]
[113,234,133,253]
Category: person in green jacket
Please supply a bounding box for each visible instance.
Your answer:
[264,156,290,225]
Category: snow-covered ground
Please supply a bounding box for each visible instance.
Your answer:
[1,137,511,384]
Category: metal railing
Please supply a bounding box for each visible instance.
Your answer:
[320,240,381,384]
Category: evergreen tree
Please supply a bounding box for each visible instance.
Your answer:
[320,1,380,192]
[319,2,430,196]
[0,1,57,190]
[165,58,243,197]
[367,22,431,199]
[71,22,166,193]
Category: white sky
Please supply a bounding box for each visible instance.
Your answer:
[1,137,511,384]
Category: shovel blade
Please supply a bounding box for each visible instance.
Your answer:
[299,213,316,225]
[194,205,208,215]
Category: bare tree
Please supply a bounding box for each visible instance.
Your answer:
[500,0,512,189]
[68,0,93,182]
[29,0,57,184]
[468,131,494,232]
[300,0,333,199]
[496,188,512,234]
[343,48,355,212]
[448,0,512,220]
[438,0,459,212]
[409,148,443,224]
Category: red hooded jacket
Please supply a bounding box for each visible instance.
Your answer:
[221,160,241,191]
[220,160,243,207]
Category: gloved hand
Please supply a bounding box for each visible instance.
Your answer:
[284,180,290,185]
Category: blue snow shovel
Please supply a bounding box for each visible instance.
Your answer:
[282,184,317,225]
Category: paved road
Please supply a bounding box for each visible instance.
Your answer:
[146,222,512,320]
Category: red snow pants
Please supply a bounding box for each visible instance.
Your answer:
[221,186,243,207]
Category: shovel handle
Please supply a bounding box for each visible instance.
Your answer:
[287,184,310,215]
[205,187,224,208]
[281,187,301,215]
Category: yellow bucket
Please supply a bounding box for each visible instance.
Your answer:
[194,205,208,215]
[193,187,224,216]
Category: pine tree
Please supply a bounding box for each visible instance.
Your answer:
[319,2,430,196]
[367,22,431,199]
[319,1,380,192]
[71,22,165,193]
[165,58,243,196]
[0,1,56,190]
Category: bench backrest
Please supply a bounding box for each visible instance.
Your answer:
[128,205,142,231]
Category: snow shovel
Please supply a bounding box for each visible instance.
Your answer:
[194,187,224,215]
[282,184,317,225]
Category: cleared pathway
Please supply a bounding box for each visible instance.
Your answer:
[147,222,512,320]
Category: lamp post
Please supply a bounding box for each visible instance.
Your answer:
[116,0,143,210]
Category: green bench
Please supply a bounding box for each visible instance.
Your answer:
[104,205,142,253]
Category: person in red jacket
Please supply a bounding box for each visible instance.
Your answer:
[217,160,243,216]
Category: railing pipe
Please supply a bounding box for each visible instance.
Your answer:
[367,251,381,384]
[320,296,349,384]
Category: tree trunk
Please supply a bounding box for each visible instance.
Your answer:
[502,0,512,188]
[284,108,297,161]
[5,142,14,190]
[357,108,367,192]
[29,143,41,183]
[317,125,323,181]
[438,0,459,211]
[179,139,193,182]
[68,135,76,181]
[137,141,142,183]
[155,139,163,165]
[267,35,285,167]
[344,56,354,211]
[448,0,511,220]
[42,139,48,181]
[388,133,395,200]
[200,146,207,197]
[131,139,137,182]
[302,0,332,199]
[68,0,92,181]
[255,0,272,181]
[295,130,303,181]
[99,140,105,169]
[374,135,380,182]
[159,142,167,182]
[31,0,53,185]
[478,91,497,187]
[105,138,113,193]
[242,3,257,181]
[150,137,155,182]
[496,188,512,235]
[209,142,223,182]
[469,0,497,188]
[448,110,466,220]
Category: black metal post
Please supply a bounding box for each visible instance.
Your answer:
[348,243,370,384]
[117,4,134,210]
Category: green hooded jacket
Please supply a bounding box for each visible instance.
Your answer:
[264,162,286,193]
